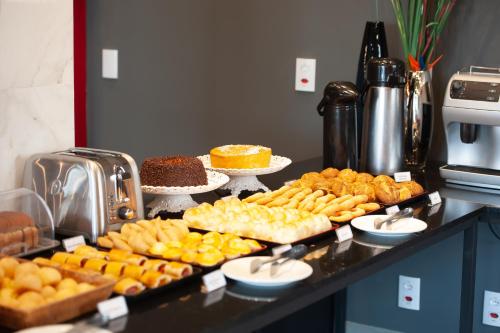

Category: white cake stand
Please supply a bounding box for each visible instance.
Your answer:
[142,170,229,218]
[198,155,292,196]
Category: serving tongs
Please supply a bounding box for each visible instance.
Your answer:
[250,244,308,276]
[374,207,414,230]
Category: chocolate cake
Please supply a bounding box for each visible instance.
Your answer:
[140,156,208,187]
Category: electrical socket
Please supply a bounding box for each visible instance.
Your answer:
[398,275,420,310]
[483,290,500,327]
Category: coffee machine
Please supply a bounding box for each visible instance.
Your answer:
[440,66,500,189]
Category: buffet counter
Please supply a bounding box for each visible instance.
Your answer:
[3,158,493,333]
[107,158,488,333]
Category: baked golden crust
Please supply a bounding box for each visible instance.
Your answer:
[320,167,339,178]
[399,181,424,196]
[337,169,358,183]
[355,172,374,183]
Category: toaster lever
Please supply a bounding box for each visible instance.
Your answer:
[115,166,130,204]
[118,206,135,220]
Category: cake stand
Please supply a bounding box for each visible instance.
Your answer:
[142,170,230,218]
[197,155,292,196]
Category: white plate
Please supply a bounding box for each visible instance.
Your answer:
[141,170,229,195]
[351,215,428,237]
[198,155,292,176]
[16,324,111,333]
[221,256,313,287]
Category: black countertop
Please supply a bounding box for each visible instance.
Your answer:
[118,159,486,333]
[4,158,492,333]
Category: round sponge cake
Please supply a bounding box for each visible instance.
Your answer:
[140,156,208,187]
[210,145,272,169]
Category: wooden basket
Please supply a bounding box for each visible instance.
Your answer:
[0,258,115,330]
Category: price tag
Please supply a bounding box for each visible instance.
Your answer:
[428,203,442,216]
[335,225,353,243]
[202,270,227,292]
[428,191,442,206]
[394,172,412,182]
[203,286,226,307]
[272,244,292,256]
[62,235,86,252]
[97,296,128,320]
[386,205,400,215]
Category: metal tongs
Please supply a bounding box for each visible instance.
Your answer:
[250,244,308,276]
[374,207,414,230]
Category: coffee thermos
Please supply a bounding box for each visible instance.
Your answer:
[359,58,406,175]
[317,81,359,169]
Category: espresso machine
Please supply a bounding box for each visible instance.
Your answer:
[440,66,500,189]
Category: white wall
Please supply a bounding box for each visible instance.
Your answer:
[0,0,75,191]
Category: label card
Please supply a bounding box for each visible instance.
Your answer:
[335,225,353,243]
[428,191,442,206]
[203,286,226,307]
[62,235,86,252]
[428,203,442,217]
[272,244,292,256]
[97,296,128,320]
[386,205,400,215]
[394,172,412,182]
[202,270,227,293]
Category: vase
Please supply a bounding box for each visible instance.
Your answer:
[355,21,388,156]
[404,70,434,171]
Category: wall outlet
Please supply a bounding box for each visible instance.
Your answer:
[398,275,420,310]
[102,49,119,79]
[295,58,316,92]
[483,290,500,327]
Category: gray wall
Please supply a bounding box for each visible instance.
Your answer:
[87,0,401,164]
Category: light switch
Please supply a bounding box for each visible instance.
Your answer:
[483,290,500,327]
[102,49,119,79]
[295,58,316,92]
[398,275,421,310]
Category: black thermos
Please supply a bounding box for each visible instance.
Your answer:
[317,81,360,169]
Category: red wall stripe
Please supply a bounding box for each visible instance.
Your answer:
[73,0,87,147]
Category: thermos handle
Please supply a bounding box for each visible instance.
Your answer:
[317,96,330,116]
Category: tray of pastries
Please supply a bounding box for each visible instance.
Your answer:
[97,218,266,267]
[183,197,334,244]
[36,245,200,301]
[243,187,381,223]
[0,255,114,329]
[289,168,425,206]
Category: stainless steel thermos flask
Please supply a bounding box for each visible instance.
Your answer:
[359,58,406,175]
[317,81,359,169]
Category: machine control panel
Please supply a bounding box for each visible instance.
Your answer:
[450,80,500,102]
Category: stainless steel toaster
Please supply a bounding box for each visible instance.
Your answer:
[22,147,144,242]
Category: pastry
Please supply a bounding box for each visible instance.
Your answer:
[320,167,339,178]
[337,169,358,183]
[375,182,412,204]
[139,271,171,288]
[113,278,145,295]
[83,258,107,273]
[399,181,424,196]
[104,262,126,277]
[14,274,42,292]
[140,155,208,187]
[184,198,332,244]
[123,265,146,280]
[38,267,62,286]
[210,145,272,169]
[355,172,374,183]
[0,257,19,278]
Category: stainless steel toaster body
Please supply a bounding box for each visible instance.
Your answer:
[23,148,144,242]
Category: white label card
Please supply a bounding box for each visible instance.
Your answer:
[62,235,86,252]
[335,225,353,243]
[428,191,442,206]
[97,296,128,320]
[202,270,227,292]
[394,172,412,182]
[386,205,400,215]
[272,244,292,256]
